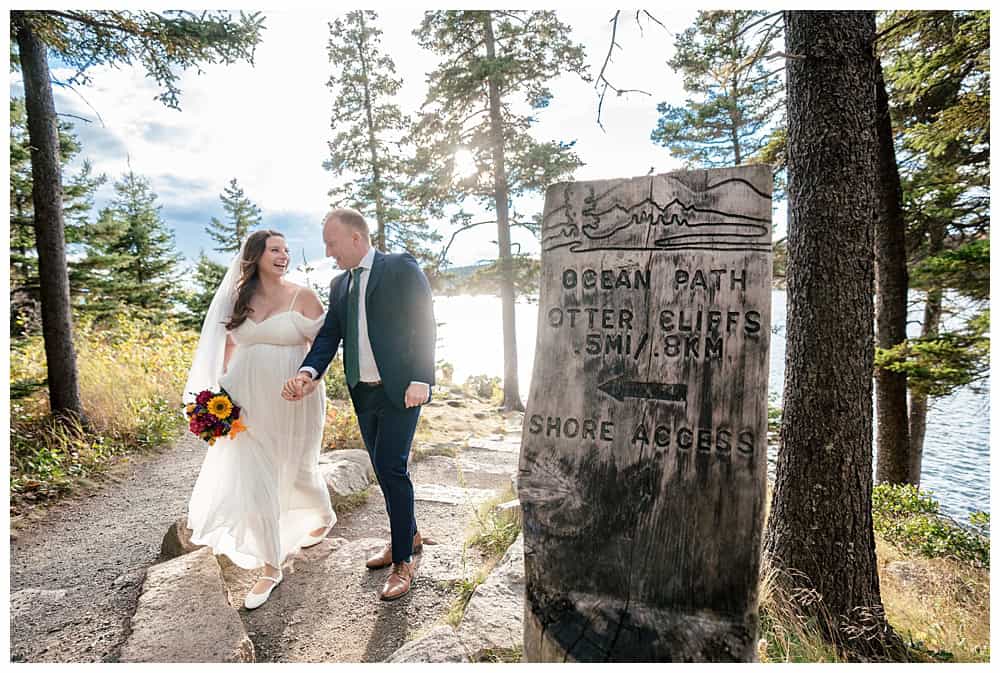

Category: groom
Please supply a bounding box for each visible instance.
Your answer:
[282,207,435,600]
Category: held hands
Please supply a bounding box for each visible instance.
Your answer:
[282,372,318,401]
[404,382,430,408]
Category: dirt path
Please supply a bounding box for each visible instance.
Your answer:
[9,434,206,662]
[9,394,522,663]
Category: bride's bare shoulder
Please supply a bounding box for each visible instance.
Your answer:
[290,284,325,320]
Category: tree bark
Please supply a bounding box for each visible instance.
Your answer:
[762,11,903,659]
[483,11,524,412]
[14,13,87,424]
[873,60,911,485]
[907,222,945,486]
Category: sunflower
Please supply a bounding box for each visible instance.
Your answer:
[207,395,234,420]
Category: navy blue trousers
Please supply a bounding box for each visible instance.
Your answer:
[350,383,420,563]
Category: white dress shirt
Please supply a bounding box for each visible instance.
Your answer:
[300,247,428,394]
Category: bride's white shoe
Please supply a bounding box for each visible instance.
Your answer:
[244,571,283,610]
[301,526,330,548]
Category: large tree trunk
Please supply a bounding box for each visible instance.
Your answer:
[907,223,945,486]
[14,14,87,424]
[357,12,388,251]
[483,11,524,412]
[873,61,911,485]
[762,11,902,659]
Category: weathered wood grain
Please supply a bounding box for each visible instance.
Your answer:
[520,165,772,662]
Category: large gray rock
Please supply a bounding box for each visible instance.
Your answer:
[160,517,204,560]
[321,459,372,506]
[456,534,525,657]
[319,449,374,480]
[413,542,468,585]
[385,625,471,663]
[413,483,495,505]
[119,547,254,663]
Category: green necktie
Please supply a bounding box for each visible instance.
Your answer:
[345,267,362,388]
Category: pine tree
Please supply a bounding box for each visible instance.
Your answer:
[875,10,989,484]
[82,170,184,321]
[204,178,262,253]
[179,251,228,329]
[763,11,905,658]
[10,9,262,421]
[324,10,439,262]
[651,10,784,167]
[411,10,589,411]
[9,98,105,302]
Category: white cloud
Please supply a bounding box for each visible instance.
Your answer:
[11,7,791,268]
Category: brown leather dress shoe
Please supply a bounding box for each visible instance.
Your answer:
[379,560,415,601]
[365,531,423,569]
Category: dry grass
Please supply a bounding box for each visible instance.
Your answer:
[10,315,196,509]
[757,537,990,663]
[876,539,990,662]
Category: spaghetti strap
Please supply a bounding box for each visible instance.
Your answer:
[287,287,302,311]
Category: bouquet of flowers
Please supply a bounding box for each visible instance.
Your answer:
[185,388,247,445]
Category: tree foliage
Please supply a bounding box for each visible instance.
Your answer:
[204,178,262,254]
[878,9,989,397]
[12,10,265,109]
[651,11,784,167]
[80,170,184,321]
[325,10,439,262]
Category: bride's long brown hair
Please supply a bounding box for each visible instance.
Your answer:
[226,229,287,331]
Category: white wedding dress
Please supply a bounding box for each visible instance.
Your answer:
[186,305,336,570]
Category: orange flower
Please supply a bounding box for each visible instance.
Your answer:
[229,418,247,439]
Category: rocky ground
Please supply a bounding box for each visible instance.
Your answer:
[9,388,525,663]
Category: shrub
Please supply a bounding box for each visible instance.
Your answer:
[10,314,195,502]
[872,484,989,568]
[322,401,363,450]
[465,374,501,404]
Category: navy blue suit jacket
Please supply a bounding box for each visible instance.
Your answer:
[301,250,436,410]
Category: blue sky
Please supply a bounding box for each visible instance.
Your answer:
[9,5,793,287]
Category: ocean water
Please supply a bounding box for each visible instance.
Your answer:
[434,291,990,521]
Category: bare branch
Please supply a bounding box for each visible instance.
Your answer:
[732,11,783,41]
[767,51,807,61]
[595,11,652,131]
[641,11,668,32]
[56,112,95,124]
[437,219,495,266]
[50,78,106,127]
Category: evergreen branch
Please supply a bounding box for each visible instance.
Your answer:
[45,9,148,35]
[494,10,528,26]
[745,66,786,86]
[874,11,922,44]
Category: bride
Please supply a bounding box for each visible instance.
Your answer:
[183,229,335,609]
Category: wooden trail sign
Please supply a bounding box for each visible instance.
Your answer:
[519,165,772,662]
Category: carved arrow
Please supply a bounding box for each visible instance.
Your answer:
[598,375,688,403]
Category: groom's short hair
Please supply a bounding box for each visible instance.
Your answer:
[326,207,369,236]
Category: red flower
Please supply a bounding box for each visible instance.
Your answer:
[196,390,213,406]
